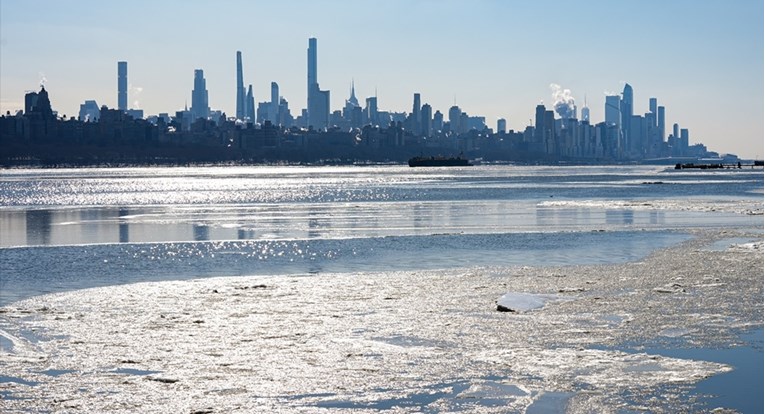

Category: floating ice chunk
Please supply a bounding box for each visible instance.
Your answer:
[730,241,763,250]
[496,292,559,312]
[659,327,695,338]
[456,380,530,400]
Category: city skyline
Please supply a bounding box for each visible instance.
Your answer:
[1,1,762,158]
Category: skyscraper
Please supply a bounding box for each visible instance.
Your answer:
[657,106,665,142]
[497,118,507,134]
[534,104,546,143]
[306,38,330,129]
[236,51,245,120]
[307,38,317,127]
[190,69,209,122]
[343,80,361,128]
[270,82,279,123]
[620,84,633,149]
[246,85,255,121]
[117,61,127,111]
[307,38,317,99]
[347,80,359,107]
[448,105,462,134]
[365,96,378,126]
[421,103,432,137]
[605,95,621,128]
[649,98,658,127]
[581,96,590,123]
[412,93,421,135]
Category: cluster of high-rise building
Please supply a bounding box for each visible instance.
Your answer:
[1,37,722,164]
[525,83,697,160]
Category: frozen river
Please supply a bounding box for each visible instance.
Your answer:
[0,165,762,412]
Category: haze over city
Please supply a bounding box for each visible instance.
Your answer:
[1,0,762,158]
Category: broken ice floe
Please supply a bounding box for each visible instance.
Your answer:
[495,292,562,312]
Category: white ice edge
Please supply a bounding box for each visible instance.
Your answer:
[537,198,763,215]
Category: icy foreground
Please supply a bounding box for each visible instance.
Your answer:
[1,230,762,413]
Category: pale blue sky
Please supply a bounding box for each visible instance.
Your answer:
[1,0,762,157]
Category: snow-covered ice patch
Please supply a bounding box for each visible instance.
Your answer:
[538,199,762,215]
[495,292,561,312]
[730,241,763,251]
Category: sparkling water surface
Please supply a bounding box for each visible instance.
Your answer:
[0,164,762,412]
[1,164,761,305]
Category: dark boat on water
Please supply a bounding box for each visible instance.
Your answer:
[408,155,472,167]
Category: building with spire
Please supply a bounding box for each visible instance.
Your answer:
[581,95,590,123]
[343,80,362,128]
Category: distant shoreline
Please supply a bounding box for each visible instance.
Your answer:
[3,159,761,170]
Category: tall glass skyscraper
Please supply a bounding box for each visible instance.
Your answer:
[191,69,209,121]
[117,61,127,111]
[236,51,245,120]
[605,95,621,128]
[307,38,329,129]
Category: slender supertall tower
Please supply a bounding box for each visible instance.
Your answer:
[236,51,245,120]
[307,38,318,127]
[271,82,279,122]
[117,61,128,111]
[657,106,666,142]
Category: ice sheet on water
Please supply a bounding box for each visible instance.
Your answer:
[495,292,560,312]
[538,198,762,215]
[0,229,761,412]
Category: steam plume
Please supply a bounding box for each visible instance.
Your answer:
[550,83,576,119]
